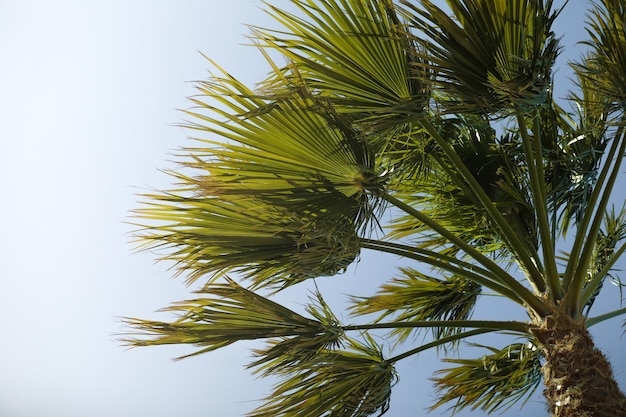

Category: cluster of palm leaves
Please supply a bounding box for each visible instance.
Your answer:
[123,0,626,415]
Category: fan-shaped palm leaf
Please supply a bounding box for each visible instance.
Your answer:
[252,0,428,124]
[251,0,435,187]
[401,0,561,113]
[184,65,382,210]
[133,62,394,288]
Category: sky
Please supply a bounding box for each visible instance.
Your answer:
[0,1,624,417]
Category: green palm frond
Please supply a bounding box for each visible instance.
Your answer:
[570,54,612,129]
[578,0,626,113]
[184,66,383,211]
[581,206,626,313]
[251,0,436,186]
[401,0,561,113]
[562,119,626,312]
[547,83,608,230]
[134,195,360,288]
[431,342,542,414]
[554,48,617,231]
[350,267,480,344]
[133,63,398,288]
[121,278,342,360]
[248,335,397,417]
[387,116,537,258]
[252,0,429,125]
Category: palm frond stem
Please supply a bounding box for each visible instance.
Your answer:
[359,238,496,278]
[585,307,626,327]
[383,193,549,315]
[341,320,529,333]
[563,123,626,290]
[565,125,626,316]
[515,109,561,300]
[386,329,499,364]
[359,238,522,302]
[419,118,547,293]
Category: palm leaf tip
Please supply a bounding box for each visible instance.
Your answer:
[430,342,542,414]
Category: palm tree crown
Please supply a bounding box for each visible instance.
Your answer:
[122,1,626,416]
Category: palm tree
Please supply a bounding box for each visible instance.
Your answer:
[122,0,626,415]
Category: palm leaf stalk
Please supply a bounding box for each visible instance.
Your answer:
[415,119,548,294]
[382,192,548,313]
[564,124,626,315]
[358,238,522,301]
[515,109,562,299]
[124,0,626,415]
[586,306,626,327]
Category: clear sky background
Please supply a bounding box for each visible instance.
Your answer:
[1,1,624,417]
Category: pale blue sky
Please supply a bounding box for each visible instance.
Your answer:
[0,1,623,417]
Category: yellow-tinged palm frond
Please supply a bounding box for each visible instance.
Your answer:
[132,63,396,288]
[401,0,561,113]
[134,196,360,288]
[350,267,480,344]
[569,53,611,137]
[431,342,542,414]
[184,67,383,207]
[121,278,342,360]
[248,335,397,417]
[561,78,626,312]
[252,0,429,125]
[250,0,435,184]
[535,96,603,230]
[554,56,612,230]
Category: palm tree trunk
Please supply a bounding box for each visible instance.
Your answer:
[531,307,626,417]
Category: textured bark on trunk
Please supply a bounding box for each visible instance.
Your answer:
[531,307,626,417]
